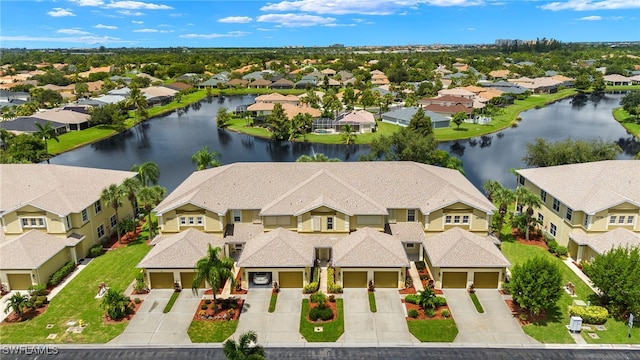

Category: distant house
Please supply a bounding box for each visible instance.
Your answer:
[488,70,513,79]
[295,78,317,89]
[337,70,353,81]
[176,73,201,83]
[381,106,450,128]
[603,74,631,86]
[269,78,294,89]
[142,86,178,106]
[110,75,131,84]
[335,110,376,133]
[321,68,336,77]
[248,78,272,89]
[32,109,90,131]
[437,88,475,99]
[424,103,473,116]
[198,77,226,88]
[1,117,67,135]
[420,95,473,108]
[225,79,249,88]
[254,93,299,105]
[0,89,31,103]
[165,82,192,91]
[479,80,529,95]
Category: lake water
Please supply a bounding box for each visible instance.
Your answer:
[49,92,638,192]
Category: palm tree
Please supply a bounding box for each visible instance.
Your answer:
[4,292,33,320]
[136,185,166,241]
[192,146,221,171]
[101,183,124,244]
[482,180,502,203]
[515,187,542,241]
[417,287,436,310]
[33,121,60,158]
[296,153,340,162]
[192,244,234,308]
[130,162,160,187]
[125,86,148,125]
[341,124,357,145]
[1,106,16,122]
[482,180,515,239]
[223,330,266,360]
[101,288,130,320]
[120,177,142,218]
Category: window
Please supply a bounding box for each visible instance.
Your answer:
[407,209,416,222]
[540,190,547,202]
[406,243,415,248]
[566,208,573,221]
[445,215,452,224]
[326,217,333,230]
[609,216,617,224]
[81,209,89,223]
[197,217,203,225]
[97,224,105,238]
[65,215,72,229]
[180,217,187,225]
[550,223,557,237]
[618,216,625,224]
[519,175,525,185]
[453,215,461,224]
[21,217,46,228]
[188,217,195,225]
[462,215,469,224]
[110,215,117,228]
[94,200,102,214]
[180,216,203,226]
[552,199,560,212]
[233,210,241,223]
[538,213,544,222]
[628,216,635,224]
[234,243,243,251]
[584,215,590,227]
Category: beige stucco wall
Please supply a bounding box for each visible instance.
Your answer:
[158,206,223,235]
[37,248,72,285]
[425,204,489,235]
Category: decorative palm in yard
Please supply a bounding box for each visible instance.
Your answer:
[33,121,59,159]
[3,292,33,321]
[136,185,166,241]
[341,124,357,145]
[130,161,160,187]
[482,180,515,240]
[101,183,124,244]
[515,187,542,241]
[192,145,221,171]
[223,330,266,360]
[100,288,130,320]
[120,177,142,218]
[192,244,234,308]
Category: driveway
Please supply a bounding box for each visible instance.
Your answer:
[110,289,200,345]
[341,289,415,345]
[443,289,538,344]
[234,288,304,345]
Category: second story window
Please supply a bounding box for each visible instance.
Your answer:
[550,223,557,237]
[519,175,525,185]
[180,216,203,226]
[94,200,102,214]
[21,217,46,228]
[327,217,333,230]
[618,216,625,224]
[407,209,416,222]
[610,216,617,224]
[445,215,452,224]
[538,213,544,222]
[462,215,469,224]
[628,216,635,224]
[540,190,547,202]
[552,199,560,212]
[233,210,241,223]
[110,215,117,228]
[81,209,89,223]
[566,208,573,221]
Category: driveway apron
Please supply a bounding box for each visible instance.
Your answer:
[444,289,538,344]
[265,288,304,344]
[234,288,271,343]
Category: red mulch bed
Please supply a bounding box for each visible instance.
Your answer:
[504,299,547,326]
[104,221,145,250]
[1,304,49,324]
[104,300,144,324]
[193,298,244,321]
[399,282,417,295]
[231,272,248,295]
[403,301,452,321]
[305,299,339,323]
[512,228,548,250]
[204,285,224,295]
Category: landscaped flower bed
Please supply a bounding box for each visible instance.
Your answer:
[230,272,247,295]
[306,294,338,323]
[104,299,143,324]
[193,297,243,321]
[403,300,452,320]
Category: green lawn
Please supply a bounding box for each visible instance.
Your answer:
[187,320,238,343]
[407,319,459,342]
[613,107,640,139]
[368,291,377,313]
[48,125,118,154]
[299,299,344,342]
[582,319,640,344]
[268,292,278,313]
[162,291,180,313]
[469,292,485,313]
[0,240,150,344]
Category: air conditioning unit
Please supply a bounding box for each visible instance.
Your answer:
[569,316,582,333]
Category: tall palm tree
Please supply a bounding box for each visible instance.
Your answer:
[192,146,221,171]
[120,177,142,218]
[125,86,148,125]
[33,121,60,158]
[515,187,542,241]
[483,180,514,239]
[130,161,160,187]
[341,124,357,145]
[192,244,234,307]
[101,183,124,244]
[136,185,166,241]
[482,180,502,203]
[223,330,266,360]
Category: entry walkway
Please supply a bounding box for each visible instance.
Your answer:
[444,289,537,344]
[110,289,200,345]
[562,258,600,294]
[341,288,416,345]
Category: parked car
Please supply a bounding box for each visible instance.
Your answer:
[253,272,271,285]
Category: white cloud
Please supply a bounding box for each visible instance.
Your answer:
[541,0,640,11]
[260,0,483,15]
[70,0,104,5]
[218,16,253,23]
[131,20,144,24]
[57,28,91,35]
[579,15,602,20]
[257,13,337,27]
[104,1,173,10]
[48,8,76,17]
[95,24,118,29]
[179,31,250,39]
[187,23,194,26]
[257,27,275,31]
[118,10,144,16]
[0,35,122,45]
[133,28,158,32]
[467,27,476,30]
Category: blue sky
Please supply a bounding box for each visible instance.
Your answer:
[1,0,639,49]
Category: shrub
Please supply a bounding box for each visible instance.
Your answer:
[415,261,426,271]
[134,272,147,294]
[48,261,75,286]
[547,240,558,253]
[327,267,343,293]
[201,304,208,310]
[309,306,334,321]
[405,276,413,288]
[441,309,451,318]
[34,300,44,308]
[310,292,328,308]
[328,294,336,302]
[36,296,48,304]
[205,299,211,305]
[568,306,609,325]
[303,282,319,294]
[28,284,47,297]
[433,296,447,307]
[501,282,512,295]
[134,298,141,304]
[405,294,420,304]
[408,309,419,318]
[88,244,104,258]
[329,284,343,293]
[424,308,436,318]
[555,246,568,257]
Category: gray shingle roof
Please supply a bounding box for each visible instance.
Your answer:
[517,161,640,214]
[333,227,409,267]
[0,230,68,269]
[1,117,66,133]
[569,228,640,255]
[423,227,511,268]
[0,164,137,216]
[137,228,225,269]
[154,162,495,217]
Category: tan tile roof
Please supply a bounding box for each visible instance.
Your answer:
[388,222,426,243]
[333,227,409,267]
[237,228,318,267]
[0,164,137,216]
[225,79,249,86]
[336,110,375,125]
[137,228,225,269]
[33,109,90,125]
[569,228,640,255]
[423,227,511,268]
[438,88,475,97]
[517,161,640,214]
[142,86,178,97]
[154,162,495,218]
[0,230,68,269]
[224,223,264,244]
[254,93,299,104]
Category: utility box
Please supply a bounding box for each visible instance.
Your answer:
[569,316,583,333]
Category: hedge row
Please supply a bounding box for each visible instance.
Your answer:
[48,261,75,286]
[327,267,343,294]
[568,305,609,325]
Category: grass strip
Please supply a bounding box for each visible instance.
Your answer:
[368,291,377,313]
[268,292,278,313]
[162,291,180,313]
[299,299,344,342]
[469,292,485,313]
